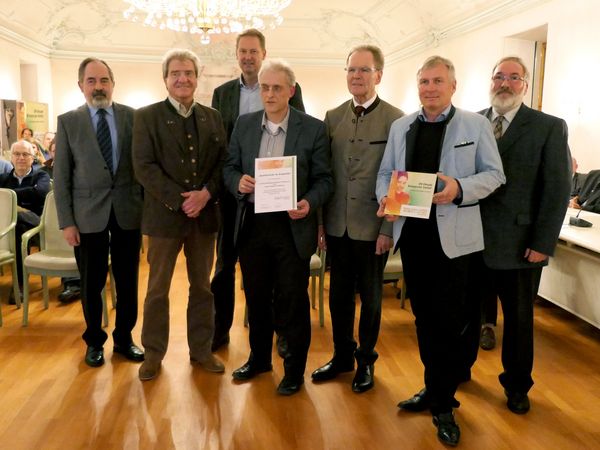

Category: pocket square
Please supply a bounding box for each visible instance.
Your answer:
[454,141,474,148]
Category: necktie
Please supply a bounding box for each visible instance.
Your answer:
[96,109,113,174]
[493,115,504,140]
[354,105,365,117]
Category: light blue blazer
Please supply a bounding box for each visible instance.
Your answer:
[376,106,505,259]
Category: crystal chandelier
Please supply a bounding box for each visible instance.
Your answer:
[123,0,292,44]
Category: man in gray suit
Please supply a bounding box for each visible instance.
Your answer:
[376,56,505,446]
[133,49,227,381]
[311,45,403,393]
[223,59,332,395]
[54,57,144,367]
[464,56,571,415]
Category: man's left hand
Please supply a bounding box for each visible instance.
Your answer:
[524,248,549,263]
[375,234,392,255]
[289,199,310,220]
[432,173,460,204]
[181,188,211,218]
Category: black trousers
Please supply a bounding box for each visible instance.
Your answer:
[327,232,385,365]
[74,210,141,348]
[238,209,311,379]
[400,218,472,415]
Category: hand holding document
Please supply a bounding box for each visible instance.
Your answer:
[254,155,297,214]
[383,170,437,219]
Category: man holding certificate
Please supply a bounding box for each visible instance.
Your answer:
[223,59,332,396]
[376,56,505,446]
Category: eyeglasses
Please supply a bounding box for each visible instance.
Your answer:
[345,67,379,75]
[12,152,33,158]
[492,74,526,84]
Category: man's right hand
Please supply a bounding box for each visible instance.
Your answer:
[63,225,80,246]
[238,174,256,194]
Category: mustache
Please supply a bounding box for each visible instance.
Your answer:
[92,90,107,98]
[494,87,515,96]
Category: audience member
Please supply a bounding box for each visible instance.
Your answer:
[132,49,226,381]
[311,44,403,393]
[223,59,332,396]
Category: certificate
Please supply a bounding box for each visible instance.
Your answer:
[254,155,297,213]
[384,170,437,219]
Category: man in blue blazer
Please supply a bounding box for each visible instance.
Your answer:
[376,56,505,446]
[210,28,305,352]
[463,56,571,415]
[54,58,144,367]
[223,59,332,396]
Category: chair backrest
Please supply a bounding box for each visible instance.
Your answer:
[0,188,17,253]
[40,191,73,253]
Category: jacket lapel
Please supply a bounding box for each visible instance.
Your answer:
[160,99,187,157]
[283,108,302,158]
[497,104,531,155]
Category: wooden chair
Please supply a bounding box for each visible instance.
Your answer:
[20,191,115,326]
[383,250,406,308]
[0,188,21,325]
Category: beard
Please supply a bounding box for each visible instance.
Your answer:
[91,91,110,109]
[489,87,524,114]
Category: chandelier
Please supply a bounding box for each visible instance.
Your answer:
[123,0,292,44]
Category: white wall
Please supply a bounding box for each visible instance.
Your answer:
[2,0,599,170]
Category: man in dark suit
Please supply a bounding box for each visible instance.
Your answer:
[570,169,600,212]
[223,59,332,395]
[210,28,305,351]
[54,57,144,367]
[1,139,50,304]
[570,158,587,198]
[311,45,403,393]
[465,56,571,414]
[133,49,227,381]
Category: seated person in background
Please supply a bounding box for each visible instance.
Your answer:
[0,158,12,175]
[40,132,55,160]
[570,157,587,198]
[570,169,600,212]
[41,138,82,304]
[0,140,51,304]
[21,127,34,142]
[30,141,46,170]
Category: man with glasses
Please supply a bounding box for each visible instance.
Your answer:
[210,28,305,352]
[1,140,50,304]
[223,59,332,395]
[311,45,403,393]
[133,49,227,381]
[463,56,571,415]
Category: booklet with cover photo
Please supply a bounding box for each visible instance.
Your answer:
[384,170,437,219]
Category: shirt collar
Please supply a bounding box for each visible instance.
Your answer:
[168,96,195,118]
[352,93,378,110]
[418,104,452,122]
[261,108,290,134]
[491,103,521,124]
[12,167,32,181]
[239,75,259,90]
[87,103,114,117]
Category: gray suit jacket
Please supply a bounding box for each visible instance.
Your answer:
[223,107,333,259]
[324,98,403,241]
[479,104,571,269]
[132,100,227,238]
[54,103,142,233]
[377,106,505,259]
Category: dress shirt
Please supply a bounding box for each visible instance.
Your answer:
[87,104,119,170]
[352,94,378,116]
[168,96,195,118]
[418,104,452,123]
[490,105,520,135]
[239,76,263,116]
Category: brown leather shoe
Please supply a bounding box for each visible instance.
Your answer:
[139,359,161,381]
[190,354,225,373]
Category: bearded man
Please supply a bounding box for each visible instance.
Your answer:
[463,56,571,415]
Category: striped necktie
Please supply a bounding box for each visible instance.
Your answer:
[96,109,113,174]
[493,115,505,140]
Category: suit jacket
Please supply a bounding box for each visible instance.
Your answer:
[54,103,142,233]
[571,171,588,198]
[479,104,571,269]
[223,107,333,260]
[212,78,305,140]
[132,99,227,238]
[324,98,403,241]
[0,168,50,216]
[376,106,505,259]
[575,169,600,212]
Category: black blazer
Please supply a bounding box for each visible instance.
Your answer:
[479,104,571,269]
[577,169,600,212]
[211,78,305,140]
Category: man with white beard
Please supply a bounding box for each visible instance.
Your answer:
[463,56,571,415]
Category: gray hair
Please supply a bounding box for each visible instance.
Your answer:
[346,45,385,70]
[492,56,530,81]
[162,49,201,79]
[417,56,456,82]
[11,139,34,155]
[258,59,296,87]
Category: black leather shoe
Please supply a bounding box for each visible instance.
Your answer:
[352,364,374,393]
[232,360,272,381]
[114,343,145,362]
[480,325,496,350]
[211,333,230,352]
[276,334,289,358]
[398,388,460,412]
[277,376,304,396]
[58,287,81,304]
[85,346,105,367]
[433,412,460,446]
[505,390,530,414]
[311,359,354,381]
